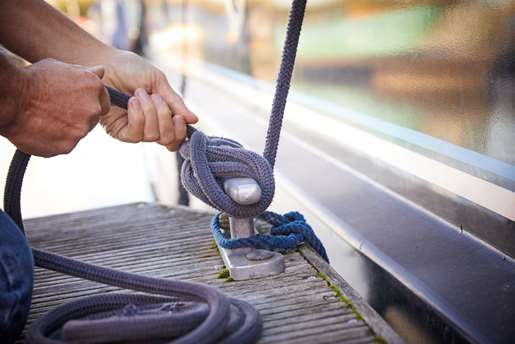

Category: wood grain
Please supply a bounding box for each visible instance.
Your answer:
[18,203,401,343]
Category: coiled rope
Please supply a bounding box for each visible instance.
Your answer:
[4,91,261,344]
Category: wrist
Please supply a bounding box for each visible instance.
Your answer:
[0,64,29,132]
[77,45,123,85]
[63,42,117,70]
[87,44,118,66]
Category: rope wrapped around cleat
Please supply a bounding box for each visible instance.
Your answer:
[179,128,274,218]
[179,0,327,261]
[179,0,307,219]
[212,211,329,263]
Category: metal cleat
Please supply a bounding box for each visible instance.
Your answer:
[217,178,285,280]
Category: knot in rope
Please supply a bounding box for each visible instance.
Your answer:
[179,128,275,218]
[211,211,329,263]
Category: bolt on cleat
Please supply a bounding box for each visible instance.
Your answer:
[217,178,285,280]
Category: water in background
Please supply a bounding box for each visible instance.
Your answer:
[142,0,515,189]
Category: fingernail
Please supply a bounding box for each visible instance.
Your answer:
[130,97,140,108]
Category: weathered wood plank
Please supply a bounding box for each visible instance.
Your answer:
[17,203,401,343]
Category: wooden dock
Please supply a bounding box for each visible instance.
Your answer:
[20,203,402,343]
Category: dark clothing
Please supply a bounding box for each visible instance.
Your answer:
[0,209,33,343]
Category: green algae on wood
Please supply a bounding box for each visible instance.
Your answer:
[318,272,366,322]
[374,335,388,344]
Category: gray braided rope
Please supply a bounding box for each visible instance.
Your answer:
[180,0,307,218]
[264,0,307,168]
[179,128,274,218]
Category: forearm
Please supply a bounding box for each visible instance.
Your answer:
[0,53,26,130]
[0,0,114,66]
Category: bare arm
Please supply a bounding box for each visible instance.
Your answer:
[0,53,25,129]
[0,0,111,65]
[0,0,198,151]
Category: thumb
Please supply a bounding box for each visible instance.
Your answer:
[87,65,105,79]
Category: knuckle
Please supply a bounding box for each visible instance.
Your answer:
[88,102,103,117]
[159,135,174,146]
[82,72,103,89]
[125,136,139,143]
[95,103,103,116]
[70,127,88,141]
[169,96,184,107]
[38,146,57,158]
[58,141,75,155]
[135,87,146,95]
[166,143,180,152]
[156,71,167,83]
[62,145,74,154]
[144,133,160,142]
[77,127,89,140]
[82,70,97,82]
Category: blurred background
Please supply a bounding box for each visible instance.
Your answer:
[0,0,513,218]
[1,2,514,342]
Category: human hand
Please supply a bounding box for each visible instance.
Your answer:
[0,58,110,157]
[99,50,198,151]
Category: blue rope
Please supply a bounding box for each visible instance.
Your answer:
[211,211,329,263]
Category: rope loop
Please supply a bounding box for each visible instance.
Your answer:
[179,128,275,218]
[211,211,329,263]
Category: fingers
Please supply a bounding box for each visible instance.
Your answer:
[121,97,145,143]
[135,88,160,142]
[155,73,199,124]
[149,92,188,151]
[166,115,187,151]
[111,87,188,150]
[98,86,111,120]
[151,94,175,146]
[82,65,110,131]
